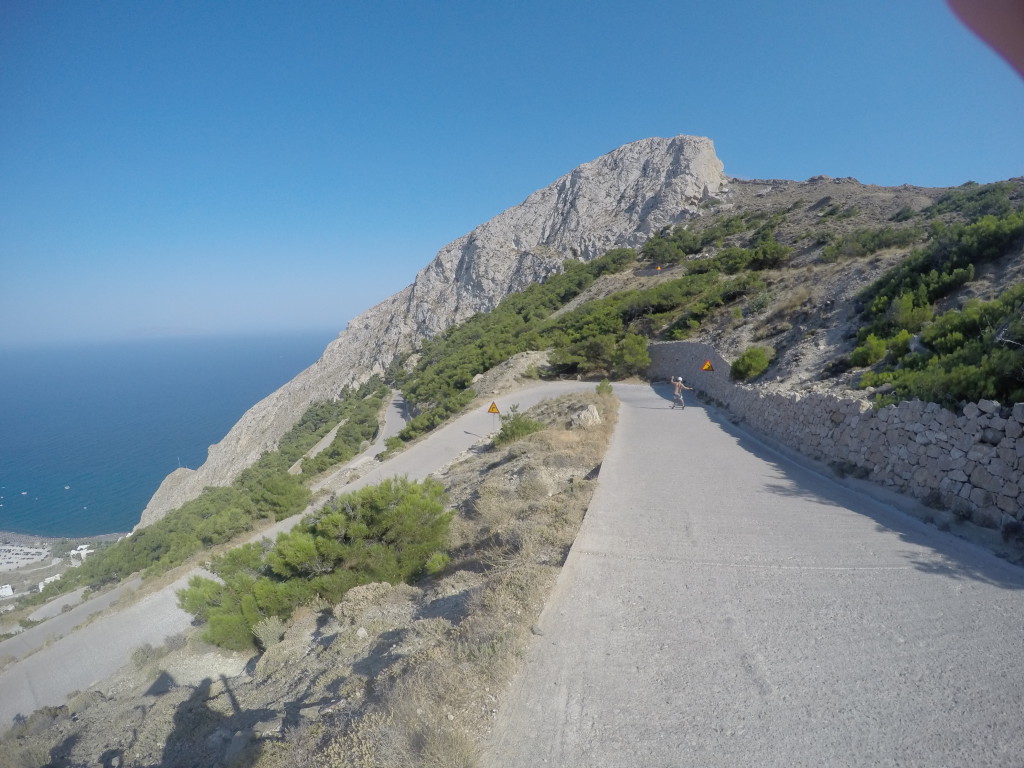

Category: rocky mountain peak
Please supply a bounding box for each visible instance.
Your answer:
[137,135,726,527]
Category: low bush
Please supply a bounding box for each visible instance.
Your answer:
[730,346,775,380]
[859,209,1024,341]
[925,180,1018,219]
[178,477,451,651]
[820,226,922,262]
[858,283,1024,407]
[493,404,545,446]
[849,334,887,367]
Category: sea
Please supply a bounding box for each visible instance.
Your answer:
[0,330,338,538]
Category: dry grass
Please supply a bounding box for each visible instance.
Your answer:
[315,391,618,768]
[0,392,617,768]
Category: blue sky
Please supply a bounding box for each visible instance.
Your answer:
[2,0,1022,346]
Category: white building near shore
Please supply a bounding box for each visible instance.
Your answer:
[0,584,13,598]
[70,544,95,560]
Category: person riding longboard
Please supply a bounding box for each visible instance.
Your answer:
[671,376,693,409]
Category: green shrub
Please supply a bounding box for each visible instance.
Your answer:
[820,226,922,261]
[595,379,613,396]
[730,346,775,380]
[890,206,916,222]
[639,217,747,265]
[925,181,1018,219]
[424,551,451,576]
[887,328,913,358]
[859,210,1024,340]
[850,334,887,367]
[494,405,545,446]
[612,333,651,377]
[178,477,451,651]
[278,378,388,464]
[858,283,1024,407]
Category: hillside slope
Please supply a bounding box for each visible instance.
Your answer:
[138,135,725,527]
[138,139,1024,530]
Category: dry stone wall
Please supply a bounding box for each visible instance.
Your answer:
[649,341,1024,528]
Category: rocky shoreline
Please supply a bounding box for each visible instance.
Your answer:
[0,531,62,549]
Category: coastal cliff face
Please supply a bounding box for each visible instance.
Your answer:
[137,135,726,528]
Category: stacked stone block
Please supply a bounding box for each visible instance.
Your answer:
[649,341,1023,527]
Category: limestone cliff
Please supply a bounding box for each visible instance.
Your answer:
[137,135,726,527]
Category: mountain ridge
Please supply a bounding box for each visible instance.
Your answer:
[138,135,727,527]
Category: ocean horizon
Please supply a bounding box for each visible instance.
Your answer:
[0,330,338,538]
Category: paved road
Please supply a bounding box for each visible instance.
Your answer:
[311,388,409,494]
[0,579,140,664]
[0,381,591,728]
[484,383,1024,768]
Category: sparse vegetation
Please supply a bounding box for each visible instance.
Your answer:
[391,248,637,442]
[860,210,1024,341]
[318,392,618,768]
[925,180,1019,219]
[178,476,451,651]
[493,404,545,446]
[851,189,1024,406]
[859,283,1024,407]
[820,225,922,262]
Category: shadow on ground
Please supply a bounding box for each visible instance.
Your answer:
[684,388,1024,591]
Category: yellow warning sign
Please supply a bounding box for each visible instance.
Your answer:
[701,360,714,372]
[487,401,500,414]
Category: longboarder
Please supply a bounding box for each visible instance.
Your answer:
[671,376,693,409]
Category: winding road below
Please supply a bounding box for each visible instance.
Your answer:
[0,382,590,728]
[483,383,1024,767]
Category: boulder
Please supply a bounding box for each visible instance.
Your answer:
[569,405,602,430]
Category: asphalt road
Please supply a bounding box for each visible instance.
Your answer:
[0,381,591,728]
[0,579,139,664]
[483,383,1024,768]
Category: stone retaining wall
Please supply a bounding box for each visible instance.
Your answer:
[649,341,1024,528]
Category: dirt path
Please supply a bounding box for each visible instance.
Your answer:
[483,383,1024,767]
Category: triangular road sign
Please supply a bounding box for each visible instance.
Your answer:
[701,360,714,372]
[487,401,500,414]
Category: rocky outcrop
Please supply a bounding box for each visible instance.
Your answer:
[137,135,726,527]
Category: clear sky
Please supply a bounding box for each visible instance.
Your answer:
[2,0,1022,347]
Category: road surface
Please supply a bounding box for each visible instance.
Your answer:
[482,383,1024,767]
